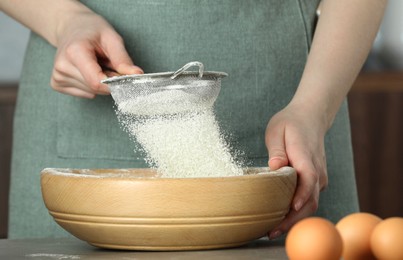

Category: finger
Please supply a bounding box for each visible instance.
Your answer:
[290,158,319,212]
[265,125,289,170]
[103,68,121,77]
[102,33,144,75]
[316,153,328,191]
[268,183,320,240]
[51,63,110,96]
[52,85,96,99]
[67,43,110,94]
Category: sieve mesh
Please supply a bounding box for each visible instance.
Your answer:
[102,62,227,116]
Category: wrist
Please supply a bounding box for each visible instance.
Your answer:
[287,94,335,134]
[53,2,98,46]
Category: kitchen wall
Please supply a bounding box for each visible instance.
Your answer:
[350,0,403,217]
[0,12,29,238]
[0,12,30,83]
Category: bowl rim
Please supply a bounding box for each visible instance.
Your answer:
[40,166,295,181]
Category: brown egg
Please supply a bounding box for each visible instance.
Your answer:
[285,217,343,260]
[371,217,403,260]
[336,212,382,260]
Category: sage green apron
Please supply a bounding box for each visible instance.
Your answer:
[9,0,359,239]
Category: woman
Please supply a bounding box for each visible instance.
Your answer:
[1,0,386,239]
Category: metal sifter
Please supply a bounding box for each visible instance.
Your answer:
[101,61,228,116]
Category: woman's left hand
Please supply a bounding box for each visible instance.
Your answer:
[265,102,329,239]
[264,0,388,240]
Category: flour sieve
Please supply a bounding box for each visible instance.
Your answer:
[101,61,228,116]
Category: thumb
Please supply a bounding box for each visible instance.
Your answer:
[265,126,289,170]
[116,63,144,75]
[103,35,144,75]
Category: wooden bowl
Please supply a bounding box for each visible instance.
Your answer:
[40,167,296,251]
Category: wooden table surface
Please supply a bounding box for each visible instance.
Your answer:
[0,237,288,259]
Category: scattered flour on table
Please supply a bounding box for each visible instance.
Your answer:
[26,253,81,259]
[115,89,243,178]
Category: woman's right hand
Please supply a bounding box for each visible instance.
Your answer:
[51,9,143,98]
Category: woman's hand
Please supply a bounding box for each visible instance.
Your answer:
[264,0,387,239]
[265,102,329,239]
[0,0,143,99]
[51,10,143,98]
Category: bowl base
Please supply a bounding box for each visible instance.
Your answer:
[89,241,250,251]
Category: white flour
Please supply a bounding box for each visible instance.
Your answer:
[115,89,243,178]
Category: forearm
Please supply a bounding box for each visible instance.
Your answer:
[290,0,387,130]
[0,0,93,46]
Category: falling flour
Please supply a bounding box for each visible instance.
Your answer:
[115,89,243,178]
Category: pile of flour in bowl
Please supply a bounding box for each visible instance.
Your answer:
[115,90,243,178]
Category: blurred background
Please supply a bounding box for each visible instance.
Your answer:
[1,2,402,239]
[0,11,30,239]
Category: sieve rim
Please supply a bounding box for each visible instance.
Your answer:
[101,71,228,84]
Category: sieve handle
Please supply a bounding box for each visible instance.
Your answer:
[171,61,204,79]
